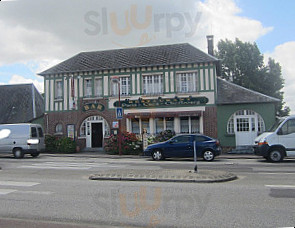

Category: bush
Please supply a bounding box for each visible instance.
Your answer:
[45,135,76,153]
[104,131,142,155]
[149,130,176,144]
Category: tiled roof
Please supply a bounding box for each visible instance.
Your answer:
[39,43,218,76]
[0,84,44,124]
[217,78,280,104]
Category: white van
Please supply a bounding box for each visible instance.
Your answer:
[254,115,295,162]
[0,123,45,158]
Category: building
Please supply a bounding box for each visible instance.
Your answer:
[39,38,278,150]
[0,84,44,124]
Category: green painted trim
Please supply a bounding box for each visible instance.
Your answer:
[135,72,138,95]
[92,75,95,98]
[208,67,211,90]
[203,68,206,91]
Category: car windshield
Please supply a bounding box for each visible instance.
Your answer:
[268,118,285,132]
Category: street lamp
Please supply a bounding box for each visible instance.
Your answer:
[112,77,122,156]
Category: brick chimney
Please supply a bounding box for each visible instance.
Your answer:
[206,35,214,56]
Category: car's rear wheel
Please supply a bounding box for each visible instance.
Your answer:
[31,152,40,158]
[13,148,24,159]
[152,150,163,161]
[203,150,215,161]
[267,149,283,162]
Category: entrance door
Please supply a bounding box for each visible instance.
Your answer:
[235,116,257,146]
[91,123,103,148]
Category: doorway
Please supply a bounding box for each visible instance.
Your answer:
[91,122,103,148]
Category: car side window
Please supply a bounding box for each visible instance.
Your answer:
[38,127,44,137]
[280,119,295,135]
[194,136,207,142]
[172,136,191,144]
[31,127,38,138]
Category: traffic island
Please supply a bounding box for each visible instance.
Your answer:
[89,169,237,183]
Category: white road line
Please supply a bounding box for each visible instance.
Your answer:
[265,185,295,188]
[0,181,40,187]
[16,191,54,195]
[0,189,17,195]
[258,173,295,175]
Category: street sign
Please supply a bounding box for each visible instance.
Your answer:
[116,107,123,119]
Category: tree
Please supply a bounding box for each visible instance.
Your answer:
[216,38,290,116]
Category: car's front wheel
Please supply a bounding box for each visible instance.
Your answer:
[203,150,215,161]
[152,150,163,161]
[267,148,284,162]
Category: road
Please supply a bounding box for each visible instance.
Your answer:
[0,154,294,227]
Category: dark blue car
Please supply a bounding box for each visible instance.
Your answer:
[144,134,221,161]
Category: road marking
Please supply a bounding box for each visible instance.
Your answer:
[0,181,40,187]
[258,173,295,175]
[16,191,54,195]
[19,162,126,170]
[265,185,295,189]
[0,189,17,195]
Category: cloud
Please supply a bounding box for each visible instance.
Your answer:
[265,41,295,114]
[8,75,44,93]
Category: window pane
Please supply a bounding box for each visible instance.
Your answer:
[165,117,174,131]
[131,119,140,134]
[141,118,150,134]
[94,78,102,97]
[180,117,189,133]
[55,81,63,99]
[38,127,44,137]
[177,73,197,93]
[174,135,191,143]
[191,116,200,133]
[31,127,37,138]
[84,79,92,97]
[143,75,163,95]
[155,118,164,133]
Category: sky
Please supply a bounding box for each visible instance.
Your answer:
[0,0,294,114]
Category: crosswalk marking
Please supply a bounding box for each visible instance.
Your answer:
[0,189,17,195]
[0,181,39,187]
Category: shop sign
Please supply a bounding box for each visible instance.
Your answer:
[114,96,209,109]
[82,103,105,112]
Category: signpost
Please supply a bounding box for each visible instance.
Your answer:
[116,107,123,120]
[194,140,198,173]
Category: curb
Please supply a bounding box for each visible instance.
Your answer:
[89,169,238,183]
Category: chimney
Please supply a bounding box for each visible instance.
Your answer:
[206,35,214,56]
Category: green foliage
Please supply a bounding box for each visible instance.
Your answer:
[216,38,290,116]
[45,135,76,153]
[104,132,142,155]
[148,130,176,144]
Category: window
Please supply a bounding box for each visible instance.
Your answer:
[94,78,103,97]
[281,119,295,135]
[131,119,140,134]
[143,75,163,95]
[111,77,130,96]
[31,127,37,138]
[55,123,63,134]
[37,127,44,137]
[141,118,150,134]
[180,116,199,134]
[180,117,189,133]
[165,117,174,131]
[172,135,191,144]
[155,118,164,134]
[177,72,198,93]
[84,78,92,97]
[194,135,208,142]
[55,80,63,99]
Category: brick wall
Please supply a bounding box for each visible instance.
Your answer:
[203,106,218,139]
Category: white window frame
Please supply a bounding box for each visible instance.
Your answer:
[55,80,63,99]
[142,74,163,95]
[111,76,130,96]
[84,78,92,97]
[180,116,200,134]
[177,72,198,93]
[94,77,103,97]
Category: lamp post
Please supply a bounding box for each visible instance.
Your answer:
[112,77,122,156]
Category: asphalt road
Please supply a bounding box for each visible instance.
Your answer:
[0,154,295,227]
